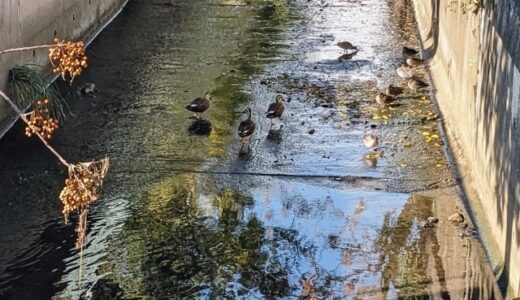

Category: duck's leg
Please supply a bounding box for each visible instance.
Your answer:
[245,135,253,149]
[239,137,244,152]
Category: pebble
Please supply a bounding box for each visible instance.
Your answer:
[308,129,316,134]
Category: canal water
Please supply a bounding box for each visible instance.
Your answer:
[0,0,502,299]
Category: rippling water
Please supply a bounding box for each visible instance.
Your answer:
[0,0,502,299]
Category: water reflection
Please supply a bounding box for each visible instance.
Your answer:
[0,0,502,298]
[188,119,213,136]
[338,51,358,61]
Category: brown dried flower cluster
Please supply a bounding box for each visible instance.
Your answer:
[24,98,59,139]
[59,158,109,222]
[49,38,88,82]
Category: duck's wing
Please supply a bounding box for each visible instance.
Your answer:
[238,120,255,137]
[266,102,277,118]
[413,77,429,87]
[417,79,429,87]
[186,97,209,112]
[275,103,285,117]
[389,86,404,95]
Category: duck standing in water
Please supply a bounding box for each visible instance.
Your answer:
[363,132,379,148]
[375,92,396,106]
[396,64,414,79]
[78,83,99,97]
[408,77,429,92]
[266,95,285,130]
[336,41,358,52]
[238,108,256,152]
[186,92,212,119]
[386,84,404,96]
[406,57,424,67]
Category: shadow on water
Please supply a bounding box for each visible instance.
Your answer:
[188,119,213,136]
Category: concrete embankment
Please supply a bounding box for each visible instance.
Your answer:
[0,0,128,138]
[413,0,520,297]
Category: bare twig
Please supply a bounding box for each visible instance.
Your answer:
[0,89,70,167]
[0,44,65,56]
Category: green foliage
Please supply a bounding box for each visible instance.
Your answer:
[8,65,66,120]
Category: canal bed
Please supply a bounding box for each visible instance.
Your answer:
[0,0,501,299]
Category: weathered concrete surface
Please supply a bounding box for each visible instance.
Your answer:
[413,0,520,297]
[0,0,128,138]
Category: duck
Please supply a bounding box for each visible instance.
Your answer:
[386,84,404,96]
[266,95,285,129]
[396,64,414,79]
[363,132,379,148]
[186,92,212,119]
[78,83,99,97]
[238,108,256,151]
[336,41,358,52]
[375,92,396,106]
[402,46,419,57]
[406,57,424,67]
[408,77,429,92]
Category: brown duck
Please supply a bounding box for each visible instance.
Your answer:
[386,84,404,96]
[266,95,285,129]
[408,77,429,92]
[406,57,424,67]
[337,41,358,52]
[186,92,212,119]
[375,92,396,106]
[238,108,256,150]
[397,64,414,79]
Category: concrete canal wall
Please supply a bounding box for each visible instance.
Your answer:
[0,0,127,138]
[414,0,520,297]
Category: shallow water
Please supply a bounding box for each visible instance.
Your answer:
[0,0,502,299]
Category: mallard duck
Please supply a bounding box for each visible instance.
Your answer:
[408,77,429,92]
[186,92,212,119]
[375,92,396,106]
[397,64,414,79]
[402,46,419,57]
[238,108,256,150]
[386,84,404,96]
[337,41,358,52]
[363,132,379,148]
[406,57,424,67]
[266,95,285,129]
[78,83,99,97]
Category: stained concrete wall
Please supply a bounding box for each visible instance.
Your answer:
[413,0,520,298]
[0,0,127,138]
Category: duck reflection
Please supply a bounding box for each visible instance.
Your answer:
[187,119,212,136]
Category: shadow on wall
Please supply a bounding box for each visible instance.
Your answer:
[477,0,520,296]
[423,0,440,59]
